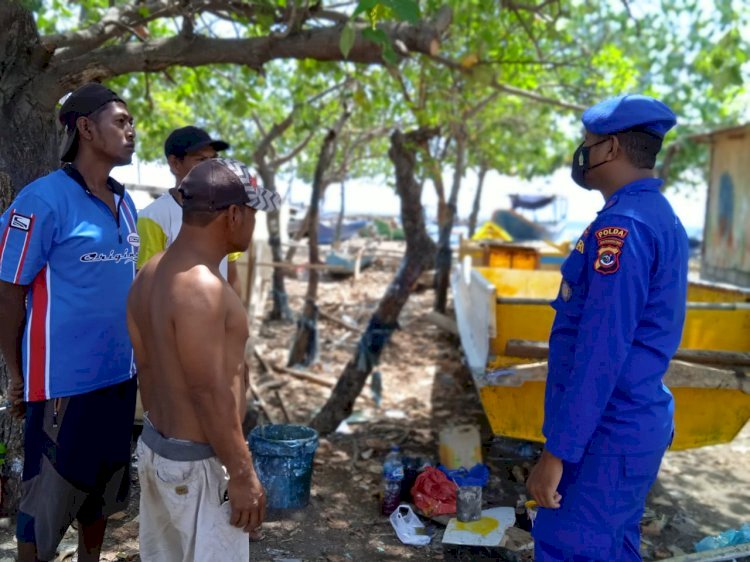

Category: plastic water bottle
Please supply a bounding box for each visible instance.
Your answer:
[382,446,404,515]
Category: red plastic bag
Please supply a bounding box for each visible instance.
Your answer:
[411,466,457,516]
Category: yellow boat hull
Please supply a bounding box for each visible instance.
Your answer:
[480,381,750,451]
[452,262,750,450]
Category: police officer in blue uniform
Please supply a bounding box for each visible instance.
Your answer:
[526,94,689,561]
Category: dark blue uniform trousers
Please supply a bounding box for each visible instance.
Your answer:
[532,448,665,561]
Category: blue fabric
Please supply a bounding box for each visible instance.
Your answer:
[0,169,138,400]
[438,463,490,487]
[582,95,676,138]
[543,177,688,463]
[533,448,664,561]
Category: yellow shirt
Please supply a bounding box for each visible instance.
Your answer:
[136,192,241,278]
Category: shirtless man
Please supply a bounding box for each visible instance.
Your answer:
[127,158,281,561]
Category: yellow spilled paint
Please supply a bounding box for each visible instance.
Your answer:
[455,516,500,536]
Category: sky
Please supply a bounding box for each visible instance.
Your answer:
[112,157,708,240]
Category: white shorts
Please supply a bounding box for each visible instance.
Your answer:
[136,437,250,562]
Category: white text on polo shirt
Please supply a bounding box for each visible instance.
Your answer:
[79,248,138,264]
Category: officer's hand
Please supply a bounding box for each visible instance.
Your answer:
[527,449,563,509]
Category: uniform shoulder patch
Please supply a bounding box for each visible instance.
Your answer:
[593,226,628,275]
[595,226,628,241]
[9,212,32,231]
[575,222,593,253]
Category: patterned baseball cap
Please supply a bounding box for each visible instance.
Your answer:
[179,158,281,213]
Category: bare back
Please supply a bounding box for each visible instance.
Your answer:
[128,248,249,442]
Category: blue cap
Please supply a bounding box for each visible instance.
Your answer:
[582,94,676,138]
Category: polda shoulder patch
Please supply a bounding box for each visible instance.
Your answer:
[593,226,628,275]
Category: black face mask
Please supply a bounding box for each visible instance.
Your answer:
[571,137,612,190]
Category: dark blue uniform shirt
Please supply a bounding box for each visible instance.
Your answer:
[543,177,689,463]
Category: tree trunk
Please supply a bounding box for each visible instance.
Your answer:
[468,164,488,238]
[0,2,65,514]
[255,165,293,322]
[310,127,437,435]
[288,117,347,367]
[424,150,448,225]
[283,180,333,264]
[266,210,293,321]
[252,115,298,322]
[434,129,466,314]
[333,180,345,249]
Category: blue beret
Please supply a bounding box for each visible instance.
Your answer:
[582,94,676,138]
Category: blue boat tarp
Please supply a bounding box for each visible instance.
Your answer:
[318,220,369,245]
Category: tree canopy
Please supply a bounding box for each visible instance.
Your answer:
[6,0,746,193]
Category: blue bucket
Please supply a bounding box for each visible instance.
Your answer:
[248,424,319,509]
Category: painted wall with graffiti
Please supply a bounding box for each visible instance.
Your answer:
[702,127,750,287]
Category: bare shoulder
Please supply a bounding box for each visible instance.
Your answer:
[128,253,162,304]
[171,264,228,318]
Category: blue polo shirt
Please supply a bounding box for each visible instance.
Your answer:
[543,178,689,462]
[0,167,138,401]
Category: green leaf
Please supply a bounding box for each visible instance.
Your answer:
[382,0,420,23]
[352,0,379,18]
[362,27,388,44]
[340,22,356,58]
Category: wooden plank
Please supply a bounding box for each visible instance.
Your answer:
[319,309,363,334]
[505,339,750,367]
[271,363,336,388]
[422,311,459,336]
[253,349,274,375]
[496,297,750,311]
[255,261,351,273]
[248,381,276,425]
[274,389,292,423]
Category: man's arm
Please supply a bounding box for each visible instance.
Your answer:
[0,193,55,413]
[543,217,654,463]
[0,281,28,417]
[173,268,264,531]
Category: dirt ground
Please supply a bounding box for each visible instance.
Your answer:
[0,249,748,561]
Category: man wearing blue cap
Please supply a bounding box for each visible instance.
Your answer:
[526,94,689,561]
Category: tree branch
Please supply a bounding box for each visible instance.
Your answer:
[42,0,178,57]
[49,9,452,84]
[463,91,500,120]
[270,130,316,169]
[429,53,584,112]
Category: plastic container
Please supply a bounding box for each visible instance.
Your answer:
[248,424,319,509]
[439,425,482,469]
[382,446,404,515]
[456,485,482,522]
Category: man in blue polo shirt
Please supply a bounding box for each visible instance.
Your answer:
[0,83,138,562]
[526,95,689,561]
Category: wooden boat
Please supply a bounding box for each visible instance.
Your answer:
[451,258,750,450]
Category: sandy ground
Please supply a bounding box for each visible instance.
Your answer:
[0,252,748,561]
